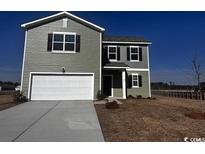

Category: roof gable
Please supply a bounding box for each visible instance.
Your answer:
[21,11,105,32]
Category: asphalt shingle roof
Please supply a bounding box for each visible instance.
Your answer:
[104,62,129,68]
[103,35,150,43]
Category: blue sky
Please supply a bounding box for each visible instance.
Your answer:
[0,11,205,84]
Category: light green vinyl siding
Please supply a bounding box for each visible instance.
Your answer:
[127,71,150,97]
[22,17,101,99]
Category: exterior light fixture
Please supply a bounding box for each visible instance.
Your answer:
[62,67,65,73]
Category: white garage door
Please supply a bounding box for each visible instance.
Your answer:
[30,74,94,100]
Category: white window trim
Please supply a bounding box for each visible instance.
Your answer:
[130,46,140,62]
[132,73,139,88]
[108,45,117,62]
[52,32,76,53]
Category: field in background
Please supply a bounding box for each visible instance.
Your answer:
[0,91,18,111]
[95,95,205,141]
[152,90,205,100]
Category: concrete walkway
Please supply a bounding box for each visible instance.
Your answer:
[0,100,104,142]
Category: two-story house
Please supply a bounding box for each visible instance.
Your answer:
[20,11,151,100]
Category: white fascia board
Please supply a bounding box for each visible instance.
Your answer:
[20,30,27,92]
[104,66,130,69]
[147,46,151,97]
[103,41,152,45]
[99,32,102,90]
[21,11,105,32]
[126,68,149,71]
[21,12,65,27]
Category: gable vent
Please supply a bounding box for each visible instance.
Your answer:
[62,18,68,28]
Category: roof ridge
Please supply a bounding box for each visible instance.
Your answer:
[21,11,105,32]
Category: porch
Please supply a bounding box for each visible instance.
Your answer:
[102,62,129,99]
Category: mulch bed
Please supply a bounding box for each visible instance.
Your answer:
[105,101,119,109]
[95,95,205,141]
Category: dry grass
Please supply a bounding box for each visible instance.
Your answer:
[95,95,205,142]
[0,92,17,111]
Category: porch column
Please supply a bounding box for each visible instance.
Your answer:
[122,70,126,99]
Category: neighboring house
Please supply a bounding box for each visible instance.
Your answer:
[20,11,151,100]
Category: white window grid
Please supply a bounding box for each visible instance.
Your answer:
[130,46,140,62]
[108,45,117,61]
[132,73,139,88]
[52,32,76,53]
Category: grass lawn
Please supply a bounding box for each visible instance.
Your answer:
[0,92,18,111]
[95,95,205,141]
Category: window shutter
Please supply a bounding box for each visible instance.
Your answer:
[139,47,142,61]
[76,35,80,53]
[102,46,108,65]
[117,47,120,61]
[127,47,130,61]
[104,46,108,59]
[47,33,53,51]
[128,75,132,88]
[138,75,142,87]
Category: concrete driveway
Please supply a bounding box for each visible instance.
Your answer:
[0,100,104,142]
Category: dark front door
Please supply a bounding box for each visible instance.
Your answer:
[103,76,112,97]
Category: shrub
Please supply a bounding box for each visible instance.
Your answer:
[105,101,119,109]
[136,95,143,99]
[96,90,106,100]
[14,92,28,103]
[147,97,156,100]
[127,95,135,99]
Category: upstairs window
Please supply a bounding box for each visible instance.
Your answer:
[65,35,75,51]
[52,32,76,52]
[53,34,64,51]
[127,46,142,62]
[130,46,139,61]
[108,46,117,61]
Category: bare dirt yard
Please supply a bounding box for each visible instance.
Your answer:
[0,92,18,111]
[95,95,205,142]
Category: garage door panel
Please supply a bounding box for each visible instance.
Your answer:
[30,74,94,100]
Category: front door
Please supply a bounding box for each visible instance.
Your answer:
[103,75,112,97]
